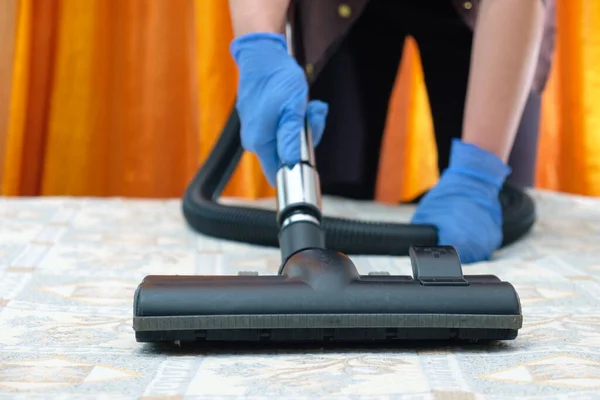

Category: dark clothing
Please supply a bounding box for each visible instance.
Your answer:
[292,0,555,94]
[288,0,553,199]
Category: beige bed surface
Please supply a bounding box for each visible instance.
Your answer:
[1,189,599,399]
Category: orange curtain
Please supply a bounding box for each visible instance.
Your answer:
[0,0,19,183]
[2,0,600,199]
[535,0,600,196]
[2,0,198,197]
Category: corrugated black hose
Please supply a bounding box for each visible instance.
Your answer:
[181,109,536,256]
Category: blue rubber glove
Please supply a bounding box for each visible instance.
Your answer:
[411,139,512,264]
[230,33,329,186]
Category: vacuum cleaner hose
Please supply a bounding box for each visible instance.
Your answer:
[182,109,536,256]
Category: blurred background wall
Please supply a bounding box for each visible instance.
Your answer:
[0,0,599,201]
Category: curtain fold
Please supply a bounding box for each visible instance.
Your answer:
[3,0,198,197]
[0,0,19,186]
[1,0,599,199]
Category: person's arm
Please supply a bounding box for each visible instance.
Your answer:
[461,0,545,162]
[228,0,290,37]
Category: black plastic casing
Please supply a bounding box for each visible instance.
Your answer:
[133,246,522,343]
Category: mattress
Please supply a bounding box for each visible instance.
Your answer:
[1,189,599,399]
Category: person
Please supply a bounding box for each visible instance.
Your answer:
[227,0,555,263]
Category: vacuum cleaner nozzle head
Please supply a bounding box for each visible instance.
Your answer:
[133,245,522,344]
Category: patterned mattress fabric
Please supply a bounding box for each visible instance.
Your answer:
[0,189,600,399]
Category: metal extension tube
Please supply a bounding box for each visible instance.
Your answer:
[275,23,326,265]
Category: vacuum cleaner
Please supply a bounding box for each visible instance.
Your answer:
[132,113,532,344]
[132,27,534,344]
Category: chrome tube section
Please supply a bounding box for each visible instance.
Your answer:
[275,120,326,266]
[275,122,323,228]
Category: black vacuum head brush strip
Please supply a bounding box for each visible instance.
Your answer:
[133,109,529,344]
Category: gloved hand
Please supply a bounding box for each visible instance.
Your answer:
[230,32,329,186]
[410,139,511,264]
